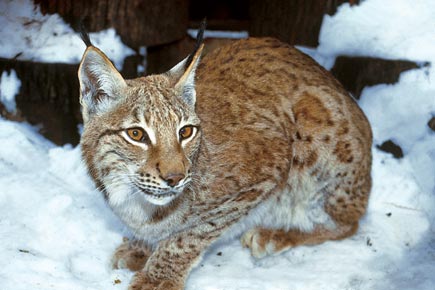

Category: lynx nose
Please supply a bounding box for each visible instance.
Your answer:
[163,173,185,187]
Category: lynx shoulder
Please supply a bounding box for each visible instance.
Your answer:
[78,35,372,290]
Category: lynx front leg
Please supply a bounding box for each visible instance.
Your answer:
[128,228,220,290]
[241,222,358,258]
[112,237,152,271]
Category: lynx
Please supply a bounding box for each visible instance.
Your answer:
[78,26,372,290]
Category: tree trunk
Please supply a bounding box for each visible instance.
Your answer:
[331,56,420,99]
[0,59,81,145]
[34,0,189,49]
[249,0,359,47]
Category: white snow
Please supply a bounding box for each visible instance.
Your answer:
[0,0,135,69]
[187,29,249,39]
[359,67,435,197]
[1,0,435,289]
[317,0,435,66]
[0,69,21,113]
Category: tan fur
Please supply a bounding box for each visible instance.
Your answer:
[112,237,151,271]
[241,223,359,258]
[79,37,372,290]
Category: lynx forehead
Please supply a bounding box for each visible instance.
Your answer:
[79,29,372,289]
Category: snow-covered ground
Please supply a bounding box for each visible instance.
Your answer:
[1,0,434,289]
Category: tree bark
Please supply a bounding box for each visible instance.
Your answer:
[249,0,359,47]
[34,0,189,49]
[0,58,81,145]
[331,57,420,99]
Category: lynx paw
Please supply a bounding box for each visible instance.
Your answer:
[241,228,294,259]
[241,228,274,258]
[112,237,152,271]
[129,272,182,290]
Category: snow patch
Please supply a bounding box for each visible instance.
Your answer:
[0,0,135,69]
[317,0,435,68]
[0,69,21,113]
[187,29,249,39]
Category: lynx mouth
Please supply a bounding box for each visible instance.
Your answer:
[138,187,180,205]
[139,188,178,198]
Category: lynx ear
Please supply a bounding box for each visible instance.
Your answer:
[78,46,127,123]
[167,44,204,108]
[167,20,206,108]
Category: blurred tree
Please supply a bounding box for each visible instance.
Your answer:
[0,60,81,145]
[34,0,189,49]
[249,0,359,46]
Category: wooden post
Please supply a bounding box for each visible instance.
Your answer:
[249,0,359,46]
[34,0,189,49]
[0,59,81,145]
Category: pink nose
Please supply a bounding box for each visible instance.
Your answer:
[163,173,185,187]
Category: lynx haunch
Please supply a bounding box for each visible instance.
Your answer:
[78,29,372,289]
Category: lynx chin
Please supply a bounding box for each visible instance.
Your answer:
[78,25,372,290]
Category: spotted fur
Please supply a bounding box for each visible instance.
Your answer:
[79,37,372,290]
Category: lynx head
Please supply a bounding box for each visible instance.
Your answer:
[78,37,204,208]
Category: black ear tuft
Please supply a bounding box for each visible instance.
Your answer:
[196,18,206,45]
[185,18,206,70]
[79,21,93,47]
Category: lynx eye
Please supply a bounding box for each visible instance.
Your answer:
[126,128,147,142]
[179,125,195,141]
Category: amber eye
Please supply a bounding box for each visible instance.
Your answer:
[126,128,147,142]
[179,126,195,140]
